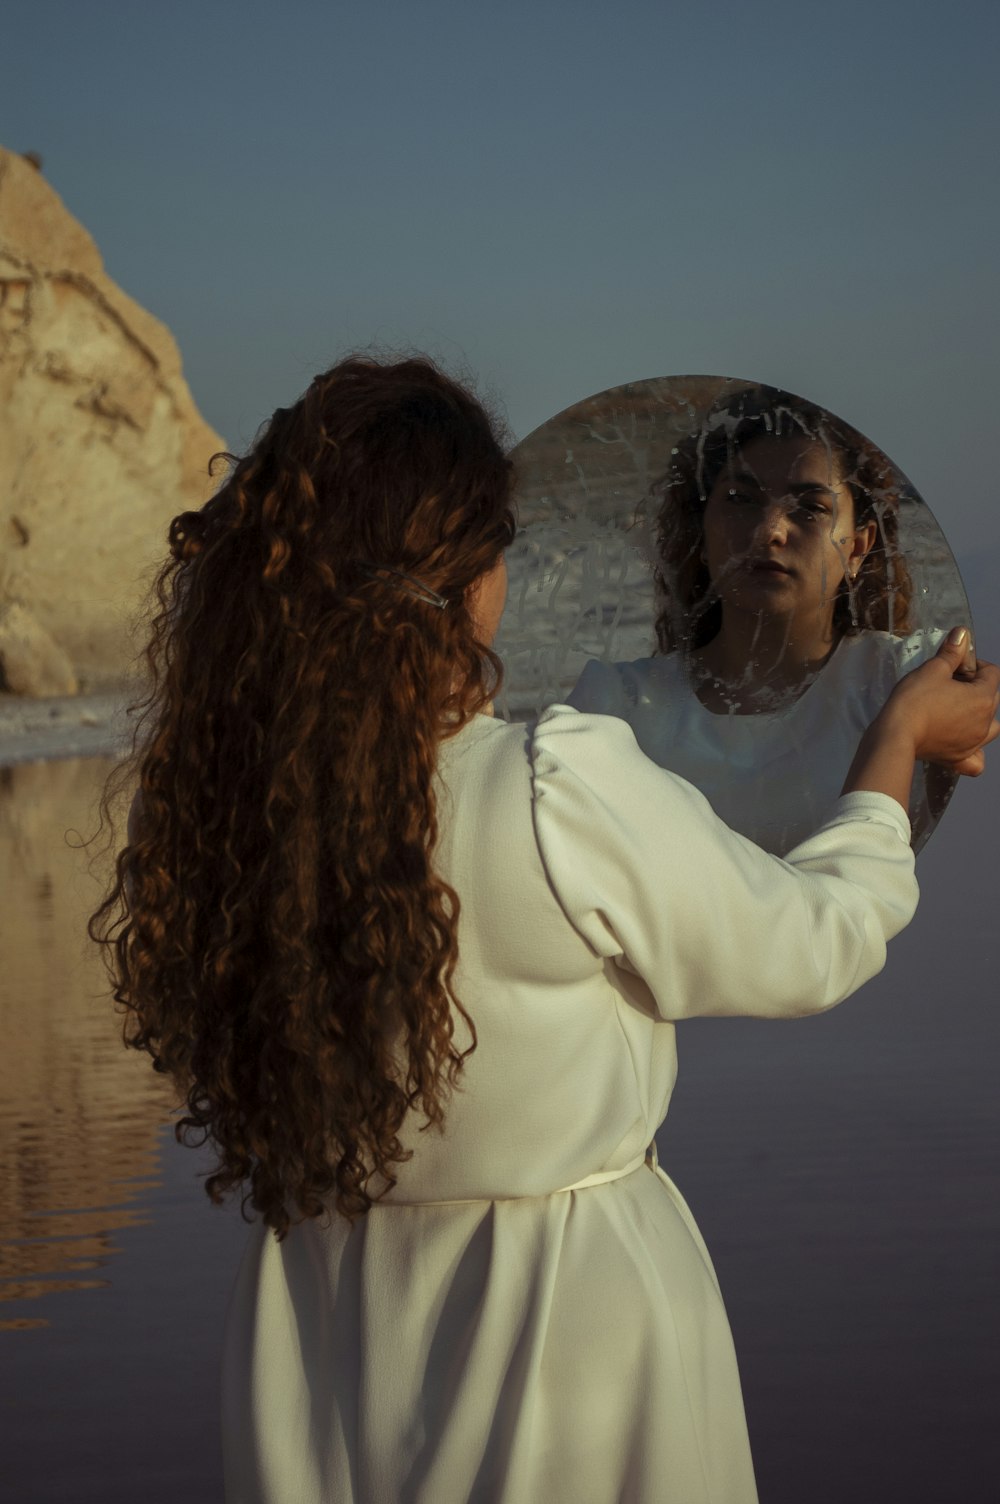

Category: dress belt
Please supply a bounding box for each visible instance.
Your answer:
[375,1141,658,1208]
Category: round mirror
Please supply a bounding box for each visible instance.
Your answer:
[495,376,973,855]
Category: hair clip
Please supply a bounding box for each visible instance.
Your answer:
[359,565,449,609]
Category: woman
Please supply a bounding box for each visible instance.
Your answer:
[90,357,999,1504]
[568,387,953,852]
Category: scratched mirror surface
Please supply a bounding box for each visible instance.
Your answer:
[495,376,973,855]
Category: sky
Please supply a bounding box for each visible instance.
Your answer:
[4,0,1000,579]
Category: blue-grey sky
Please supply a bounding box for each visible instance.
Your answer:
[4,0,1000,570]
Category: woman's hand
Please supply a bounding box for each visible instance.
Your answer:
[883,628,1000,774]
[842,628,1000,805]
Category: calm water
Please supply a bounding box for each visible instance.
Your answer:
[2,724,999,1501]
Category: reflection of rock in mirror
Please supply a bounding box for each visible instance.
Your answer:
[497,377,973,856]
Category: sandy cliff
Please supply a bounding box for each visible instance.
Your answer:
[0,147,224,694]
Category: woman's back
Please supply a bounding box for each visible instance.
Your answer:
[222,701,920,1503]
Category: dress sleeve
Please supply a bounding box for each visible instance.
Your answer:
[894,628,946,677]
[565,659,632,717]
[529,705,919,1022]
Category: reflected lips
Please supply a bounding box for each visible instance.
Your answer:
[747,559,792,575]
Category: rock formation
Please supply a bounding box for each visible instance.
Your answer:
[0,147,224,694]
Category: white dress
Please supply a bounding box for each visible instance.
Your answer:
[221,706,918,1504]
[567,631,944,854]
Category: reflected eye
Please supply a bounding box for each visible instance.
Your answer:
[793,500,831,522]
[718,487,832,522]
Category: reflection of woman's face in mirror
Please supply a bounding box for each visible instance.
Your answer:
[652,391,916,695]
[701,434,878,654]
[510,375,968,855]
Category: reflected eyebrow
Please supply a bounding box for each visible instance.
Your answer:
[787,483,836,498]
[723,469,764,490]
[728,468,836,498]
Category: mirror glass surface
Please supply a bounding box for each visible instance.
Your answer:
[495,375,973,855]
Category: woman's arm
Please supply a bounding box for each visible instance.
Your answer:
[843,628,1000,805]
[530,632,998,1027]
[531,711,920,1024]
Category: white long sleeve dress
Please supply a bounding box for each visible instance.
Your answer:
[221,705,919,1504]
[567,630,943,854]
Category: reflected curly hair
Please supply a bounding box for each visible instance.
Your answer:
[648,386,914,653]
[89,355,516,1240]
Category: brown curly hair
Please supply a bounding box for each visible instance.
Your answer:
[648,386,914,654]
[89,355,516,1240]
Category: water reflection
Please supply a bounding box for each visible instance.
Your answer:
[0,757,175,1331]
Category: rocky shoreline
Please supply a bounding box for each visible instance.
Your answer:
[0,692,132,767]
[0,690,541,767]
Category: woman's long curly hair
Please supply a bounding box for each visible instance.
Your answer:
[648,386,915,654]
[89,355,516,1240]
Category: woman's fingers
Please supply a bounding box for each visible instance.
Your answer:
[936,625,974,667]
[949,751,986,778]
[929,713,1000,777]
[889,651,1000,765]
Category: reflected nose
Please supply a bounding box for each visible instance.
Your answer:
[754,499,790,547]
